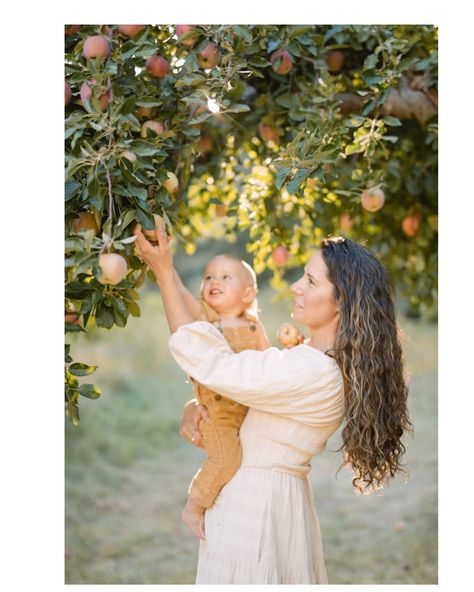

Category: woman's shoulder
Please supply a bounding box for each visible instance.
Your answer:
[291,342,338,367]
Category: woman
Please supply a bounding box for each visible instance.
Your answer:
[133,222,412,585]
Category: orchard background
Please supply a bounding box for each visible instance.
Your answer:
[64,23,438,584]
[65,24,437,421]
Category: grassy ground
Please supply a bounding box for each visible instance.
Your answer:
[65,251,437,584]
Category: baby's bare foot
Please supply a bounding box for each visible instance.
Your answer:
[181,505,205,540]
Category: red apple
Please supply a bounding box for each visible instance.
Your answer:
[65,25,80,35]
[140,120,165,138]
[215,204,228,217]
[65,302,81,325]
[65,80,72,106]
[198,135,213,154]
[176,25,197,46]
[80,79,110,111]
[72,211,100,235]
[361,188,385,212]
[98,253,128,285]
[258,123,280,144]
[339,212,353,232]
[118,25,145,38]
[402,214,422,237]
[145,55,170,78]
[197,42,221,69]
[272,246,289,266]
[325,50,345,73]
[82,35,111,59]
[270,49,293,75]
[277,323,300,347]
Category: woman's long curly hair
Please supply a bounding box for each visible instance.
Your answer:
[321,237,413,494]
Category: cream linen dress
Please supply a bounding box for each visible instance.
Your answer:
[169,321,345,585]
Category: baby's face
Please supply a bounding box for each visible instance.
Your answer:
[201,257,254,315]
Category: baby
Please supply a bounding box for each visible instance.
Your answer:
[170,254,271,539]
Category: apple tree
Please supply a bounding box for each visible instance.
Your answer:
[65,24,437,423]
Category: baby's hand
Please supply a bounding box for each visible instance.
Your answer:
[277,323,304,348]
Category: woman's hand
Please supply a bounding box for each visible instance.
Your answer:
[133,215,174,283]
[179,399,209,449]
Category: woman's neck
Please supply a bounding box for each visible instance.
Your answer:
[307,327,337,355]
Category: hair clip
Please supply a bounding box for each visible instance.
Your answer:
[322,236,346,247]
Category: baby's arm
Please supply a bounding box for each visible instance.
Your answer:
[172,268,203,320]
[254,320,272,350]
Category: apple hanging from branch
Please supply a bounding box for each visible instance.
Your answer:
[98,253,128,285]
[118,25,145,38]
[361,188,385,212]
[145,55,170,78]
[271,246,289,266]
[82,35,111,59]
[270,49,293,74]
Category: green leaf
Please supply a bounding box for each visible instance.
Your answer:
[129,140,160,156]
[275,93,295,109]
[119,209,138,230]
[287,168,311,195]
[345,143,363,155]
[113,297,129,316]
[69,363,98,377]
[247,57,270,68]
[362,98,378,116]
[127,300,141,317]
[136,97,163,107]
[120,96,137,114]
[112,306,127,327]
[65,322,86,333]
[363,74,383,86]
[364,54,379,69]
[189,111,213,125]
[346,115,366,128]
[95,305,115,329]
[65,181,81,201]
[382,135,399,143]
[275,166,292,190]
[126,186,148,201]
[383,116,402,127]
[78,384,101,399]
[66,401,80,426]
[223,104,250,114]
[233,25,253,44]
[136,208,155,230]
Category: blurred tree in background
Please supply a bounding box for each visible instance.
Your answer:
[65,24,437,423]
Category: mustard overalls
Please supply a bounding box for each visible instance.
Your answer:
[188,300,260,508]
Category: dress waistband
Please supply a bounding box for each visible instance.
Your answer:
[241,463,311,479]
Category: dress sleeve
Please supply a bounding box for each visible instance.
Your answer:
[169,321,345,427]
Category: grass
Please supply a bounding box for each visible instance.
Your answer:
[65,248,437,584]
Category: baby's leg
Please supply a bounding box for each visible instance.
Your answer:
[181,497,206,539]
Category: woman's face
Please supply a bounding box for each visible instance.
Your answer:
[290,250,339,331]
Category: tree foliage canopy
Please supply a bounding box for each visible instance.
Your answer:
[65,24,438,423]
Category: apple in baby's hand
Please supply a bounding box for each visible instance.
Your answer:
[277,323,301,347]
